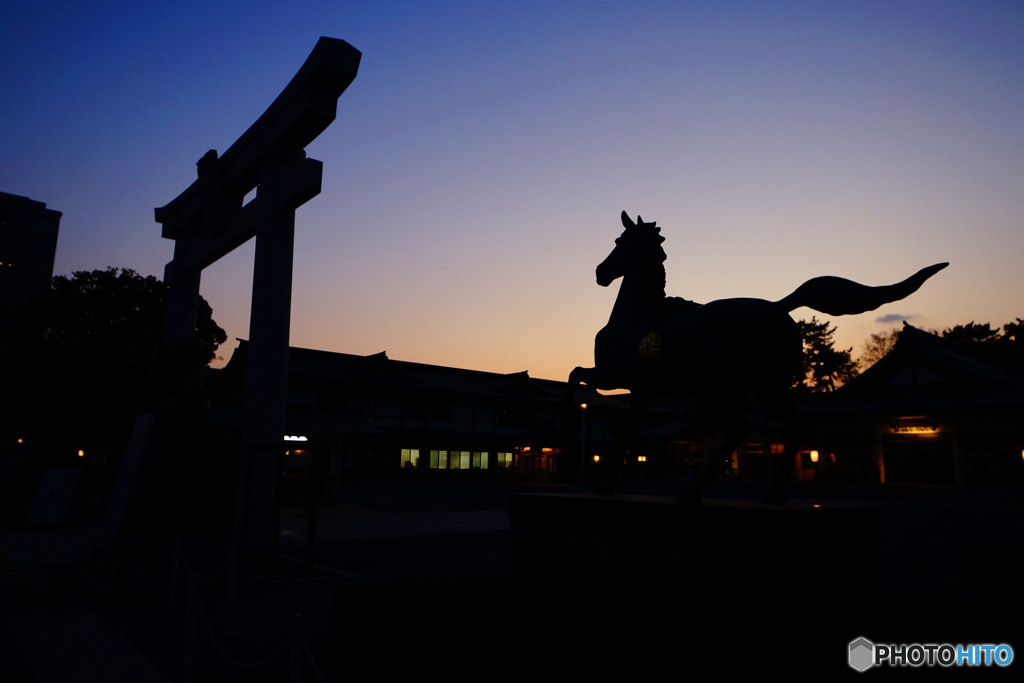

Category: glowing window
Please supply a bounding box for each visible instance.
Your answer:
[430,450,448,469]
[401,448,420,468]
[451,451,470,470]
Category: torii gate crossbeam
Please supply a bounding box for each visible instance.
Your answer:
[154,37,360,540]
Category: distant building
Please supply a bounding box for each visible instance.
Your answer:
[802,324,1024,486]
[618,324,1024,488]
[206,340,628,500]
[0,191,61,310]
[204,326,1023,502]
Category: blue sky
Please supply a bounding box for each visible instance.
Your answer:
[3,1,1022,380]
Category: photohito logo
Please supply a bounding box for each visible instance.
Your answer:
[849,637,1014,671]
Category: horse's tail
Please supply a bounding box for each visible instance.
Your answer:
[776,263,948,316]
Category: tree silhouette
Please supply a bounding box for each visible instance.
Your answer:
[857,318,1024,372]
[1001,318,1024,346]
[2,267,225,452]
[794,317,857,392]
[941,321,1002,346]
[859,327,900,369]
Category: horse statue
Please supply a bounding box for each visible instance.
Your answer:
[566,211,948,503]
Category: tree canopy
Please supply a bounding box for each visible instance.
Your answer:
[941,321,1002,346]
[23,268,226,369]
[858,318,1024,369]
[798,316,1024,392]
[860,328,901,369]
[941,320,1024,349]
[2,267,226,450]
[793,317,858,392]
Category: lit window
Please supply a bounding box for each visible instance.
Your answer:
[451,451,470,470]
[430,450,448,469]
[401,448,420,468]
[472,451,489,469]
[497,452,513,468]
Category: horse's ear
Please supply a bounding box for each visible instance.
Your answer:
[637,215,658,229]
[621,211,635,230]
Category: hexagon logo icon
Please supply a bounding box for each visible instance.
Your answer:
[849,637,875,672]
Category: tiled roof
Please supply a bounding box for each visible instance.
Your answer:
[216,339,625,409]
[804,323,1024,415]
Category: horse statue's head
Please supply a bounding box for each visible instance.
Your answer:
[595,211,667,287]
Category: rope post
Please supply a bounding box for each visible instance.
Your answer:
[289,614,303,683]
[227,540,238,635]
[170,533,182,611]
[182,571,198,683]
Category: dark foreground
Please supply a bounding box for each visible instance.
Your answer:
[2,480,1022,682]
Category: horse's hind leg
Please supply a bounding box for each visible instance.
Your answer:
[676,416,747,504]
[759,449,794,504]
[757,389,803,504]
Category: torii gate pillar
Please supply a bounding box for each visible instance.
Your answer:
[154,38,360,541]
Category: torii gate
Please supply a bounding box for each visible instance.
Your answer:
[154,37,360,540]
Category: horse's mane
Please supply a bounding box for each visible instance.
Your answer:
[662,296,701,317]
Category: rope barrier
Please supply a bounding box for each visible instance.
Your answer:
[174,541,330,682]
[171,535,239,633]
[188,574,291,669]
[298,630,329,683]
[173,534,232,583]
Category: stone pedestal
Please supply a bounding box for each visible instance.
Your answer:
[509,493,879,676]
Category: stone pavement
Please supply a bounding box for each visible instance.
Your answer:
[2,480,1022,681]
[0,527,172,682]
[0,493,512,682]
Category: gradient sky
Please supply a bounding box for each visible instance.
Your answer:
[3,1,1022,381]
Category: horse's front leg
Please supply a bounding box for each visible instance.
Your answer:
[564,364,623,415]
[564,366,631,494]
[591,388,649,495]
[562,366,592,438]
[563,365,587,414]
[562,366,601,477]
